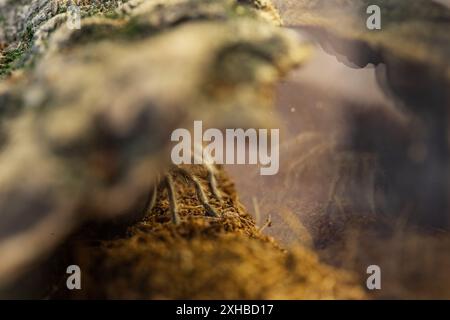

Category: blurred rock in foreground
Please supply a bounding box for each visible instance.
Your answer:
[274,0,450,228]
[0,0,309,293]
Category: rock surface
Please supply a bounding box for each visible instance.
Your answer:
[0,0,361,300]
[0,0,309,290]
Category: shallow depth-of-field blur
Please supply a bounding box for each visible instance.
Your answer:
[227,27,450,298]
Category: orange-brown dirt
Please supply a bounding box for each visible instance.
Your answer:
[52,166,365,299]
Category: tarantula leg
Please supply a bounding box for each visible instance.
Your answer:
[177,167,220,217]
[205,163,222,201]
[193,174,219,217]
[193,146,222,201]
[164,174,180,224]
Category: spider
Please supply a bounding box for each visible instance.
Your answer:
[147,162,222,224]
